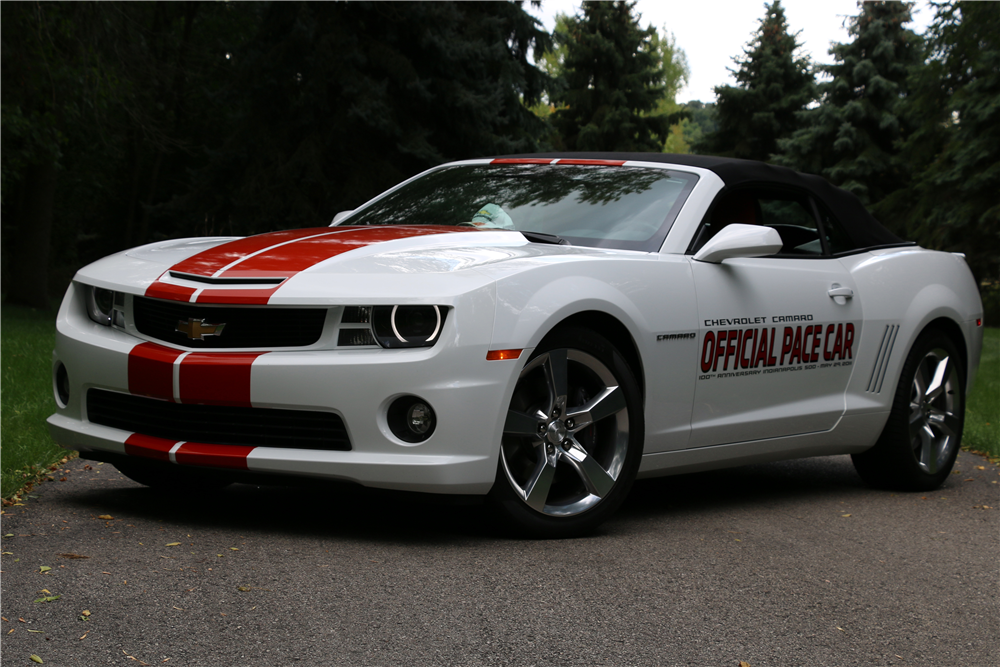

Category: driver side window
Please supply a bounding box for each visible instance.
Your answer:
[691,188,825,256]
[758,196,822,256]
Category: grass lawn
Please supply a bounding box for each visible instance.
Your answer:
[1,304,68,499]
[965,326,999,460]
[1,303,997,500]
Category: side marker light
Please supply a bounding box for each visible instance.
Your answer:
[487,349,522,361]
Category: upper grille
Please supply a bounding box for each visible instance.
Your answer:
[87,389,351,451]
[132,296,327,349]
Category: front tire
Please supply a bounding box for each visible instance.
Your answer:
[490,327,644,538]
[852,329,965,491]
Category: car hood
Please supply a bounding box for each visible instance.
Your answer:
[78,225,615,305]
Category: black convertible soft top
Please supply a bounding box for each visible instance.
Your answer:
[497,152,909,250]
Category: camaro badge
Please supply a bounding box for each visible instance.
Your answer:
[176,318,226,340]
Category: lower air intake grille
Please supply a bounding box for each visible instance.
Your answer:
[87,389,351,451]
[132,296,327,349]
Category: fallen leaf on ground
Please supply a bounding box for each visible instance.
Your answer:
[97,515,113,520]
[165,542,181,547]
[38,566,51,573]
[122,648,150,665]
[59,554,89,559]
[33,595,60,604]
[27,629,44,633]
[841,514,851,518]
[30,655,43,664]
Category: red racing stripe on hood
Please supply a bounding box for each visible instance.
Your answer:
[147,225,473,304]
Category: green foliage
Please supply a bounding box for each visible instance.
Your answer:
[174,1,552,237]
[776,2,923,205]
[1,1,552,299]
[552,0,678,151]
[1,304,66,499]
[679,100,718,151]
[695,1,815,161]
[880,1,999,286]
[965,327,1000,459]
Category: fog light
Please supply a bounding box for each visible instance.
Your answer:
[387,396,436,443]
[55,362,70,406]
[407,402,432,435]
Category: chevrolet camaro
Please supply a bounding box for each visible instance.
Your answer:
[48,153,984,536]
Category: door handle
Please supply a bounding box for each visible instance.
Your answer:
[828,284,853,304]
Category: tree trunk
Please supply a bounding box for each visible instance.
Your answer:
[7,157,58,309]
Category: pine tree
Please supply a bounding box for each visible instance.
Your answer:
[694,0,814,161]
[552,0,675,152]
[886,1,999,286]
[776,1,923,206]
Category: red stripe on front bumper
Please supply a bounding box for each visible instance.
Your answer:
[129,343,183,401]
[178,353,266,406]
[124,433,178,462]
[175,443,254,469]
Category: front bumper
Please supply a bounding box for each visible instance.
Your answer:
[48,283,523,495]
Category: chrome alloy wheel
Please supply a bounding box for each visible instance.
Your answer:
[909,347,962,475]
[501,348,630,517]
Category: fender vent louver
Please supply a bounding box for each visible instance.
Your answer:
[867,324,900,393]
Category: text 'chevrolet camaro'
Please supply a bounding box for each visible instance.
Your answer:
[48,153,984,536]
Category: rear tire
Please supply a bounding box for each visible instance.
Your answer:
[489,327,643,538]
[852,329,965,491]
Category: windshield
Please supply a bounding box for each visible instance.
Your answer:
[342,163,698,252]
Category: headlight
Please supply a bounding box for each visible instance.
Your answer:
[86,286,114,325]
[85,286,124,327]
[372,305,446,348]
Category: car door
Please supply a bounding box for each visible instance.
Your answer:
[685,187,863,448]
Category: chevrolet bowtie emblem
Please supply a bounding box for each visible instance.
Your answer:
[176,318,226,340]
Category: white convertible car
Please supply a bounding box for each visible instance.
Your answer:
[48,153,984,536]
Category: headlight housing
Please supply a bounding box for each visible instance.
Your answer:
[373,305,444,348]
[339,305,448,349]
[85,285,124,327]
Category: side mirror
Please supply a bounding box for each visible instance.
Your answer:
[693,224,783,264]
[331,210,355,225]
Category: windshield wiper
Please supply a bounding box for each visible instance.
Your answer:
[520,231,569,245]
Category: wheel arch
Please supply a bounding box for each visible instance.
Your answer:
[918,317,969,378]
[538,310,646,402]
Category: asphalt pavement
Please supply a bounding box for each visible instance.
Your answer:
[2,451,997,667]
